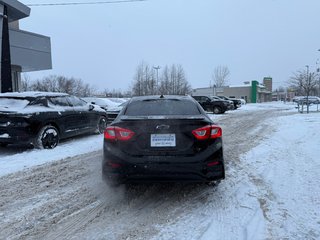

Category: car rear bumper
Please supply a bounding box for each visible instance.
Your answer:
[102,146,225,183]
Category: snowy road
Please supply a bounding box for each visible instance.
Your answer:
[0,103,319,240]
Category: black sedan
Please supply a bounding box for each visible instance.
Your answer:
[0,91,107,149]
[102,95,225,185]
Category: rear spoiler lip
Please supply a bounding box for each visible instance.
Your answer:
[120,115,206,121]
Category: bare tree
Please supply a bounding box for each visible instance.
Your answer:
[131,62,157,96]
[100,88,128,98]
[289,68,318,113]
[289,69,318,96]
[21,74,31,91]
[22,75,96,97]
[171,64,191,95]
[132,62,145,96]
[132,62,192,96]
[158,65,171,95]
[212,65,230,87]
[158,64,191,95]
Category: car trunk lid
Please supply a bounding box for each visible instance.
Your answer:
[113,117,212,156]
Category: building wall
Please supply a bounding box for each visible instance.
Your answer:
[217,86,251,103]
[10,28,52,72]
[192,86,252,103]
[9,20,19,29]
[192,81,272,103]
[0,1,52,93]
[263,77,272,92]
[192,87,215,96]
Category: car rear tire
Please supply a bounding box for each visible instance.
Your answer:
[213,106,222,114]
[95,116,107,134]
[34,125,59,149]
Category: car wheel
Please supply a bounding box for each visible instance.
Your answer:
[95,116,107,134]
[213,106,222,114]
[34,125,59,149]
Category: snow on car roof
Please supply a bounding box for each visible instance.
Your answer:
[0,91,69,98]
[82,97,118,107]
[82,97,130,107]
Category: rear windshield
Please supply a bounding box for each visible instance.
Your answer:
[0,97,30,110]
[124,99,201,116]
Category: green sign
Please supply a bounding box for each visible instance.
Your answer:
[251,80,258,103]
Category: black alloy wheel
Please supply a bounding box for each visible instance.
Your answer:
[34,125,59,149]
[96,116,107,134]
[213,106,222,114]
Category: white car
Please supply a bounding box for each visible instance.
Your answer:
[82,97,110,111]
[295,96,320,105]
[106,101,128,123]
[237,98,246,105]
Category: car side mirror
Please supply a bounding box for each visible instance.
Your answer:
[89,104,94,111]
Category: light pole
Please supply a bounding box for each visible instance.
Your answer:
[305,64,309,87]
[305,65,310,113]
[317,49,320,97]
[153,66,160,94]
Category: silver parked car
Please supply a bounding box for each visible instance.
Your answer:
[297,96,320,105]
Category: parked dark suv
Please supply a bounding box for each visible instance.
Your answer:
[102,95,225,185]
[192,95,229,114]
[218,96,242,109]
[0,91,108,149]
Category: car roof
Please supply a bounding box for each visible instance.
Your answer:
[130,95,193,102]
[0,91,69,98]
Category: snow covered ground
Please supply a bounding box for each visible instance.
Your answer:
[204,103,320,239]
[0,134,103,178]
[0,101,319,239]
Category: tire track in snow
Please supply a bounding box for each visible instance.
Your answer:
[44,200,107,240]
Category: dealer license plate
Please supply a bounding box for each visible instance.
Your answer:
[151,134,176,147]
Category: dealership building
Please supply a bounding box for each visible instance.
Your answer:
[0,0,52,93]
[192,78,273,103]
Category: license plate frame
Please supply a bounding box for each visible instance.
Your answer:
[150,134,176,147]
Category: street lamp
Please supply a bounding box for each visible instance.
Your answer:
[318,49,320,96]
[153,66,160,94]
[305,65,309,87]
[305,65,310,113]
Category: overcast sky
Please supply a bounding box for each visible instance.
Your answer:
[20,0,320,92]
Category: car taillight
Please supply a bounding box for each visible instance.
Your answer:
[104,126,134,141]
[207,161,220,167]
[192,125,222,140]
[107,162,122,168]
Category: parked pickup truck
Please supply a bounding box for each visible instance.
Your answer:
[192,95,229,114]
